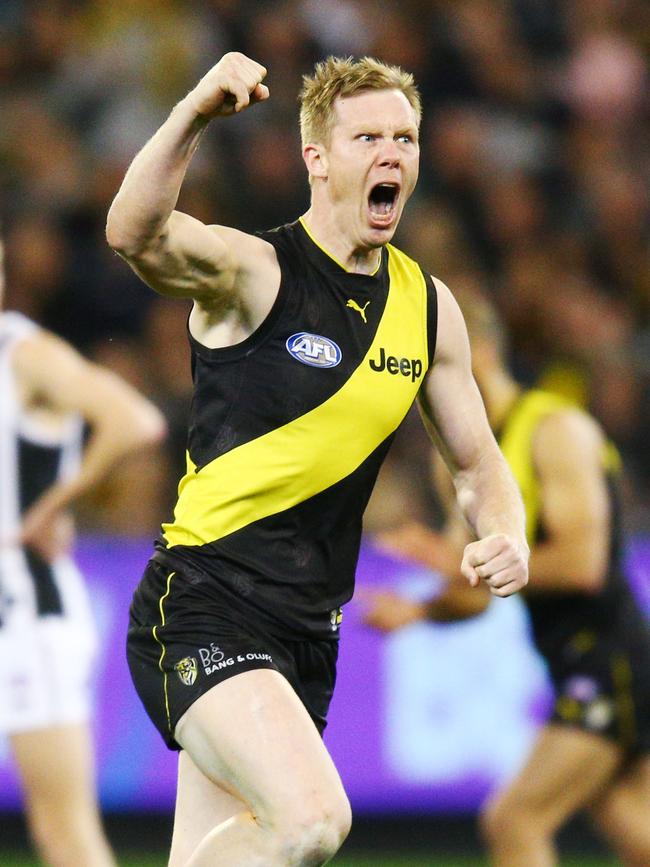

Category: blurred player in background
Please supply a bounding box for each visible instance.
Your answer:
[107,51,528,866]
[0,233,166,867]
[362,287,650,866]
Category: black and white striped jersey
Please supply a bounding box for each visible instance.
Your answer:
[0,312,84,623]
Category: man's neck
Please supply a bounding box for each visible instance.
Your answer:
[300,210,382,275]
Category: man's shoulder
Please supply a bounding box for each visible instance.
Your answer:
[256,220,301,248]
[385,243,440,298]
[0,309,37,333]
[386,241,422,269]
[0,310,39,352]
[531,398,606,468]
[251,220,304,263]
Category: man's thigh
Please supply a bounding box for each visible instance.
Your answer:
[11,722,99,810]
[174,668,347,825]
[487,724,624,831]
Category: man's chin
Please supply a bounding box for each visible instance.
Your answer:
[364,207,402,243]
[364,223,397,247]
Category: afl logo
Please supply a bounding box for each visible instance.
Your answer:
[286,332,342,368]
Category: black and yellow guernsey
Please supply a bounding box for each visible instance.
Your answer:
[154,219,437,639]
[497,389,643,654]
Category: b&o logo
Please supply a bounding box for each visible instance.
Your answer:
[286,332,342,368]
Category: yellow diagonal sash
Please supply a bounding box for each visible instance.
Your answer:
[163,246,429,548]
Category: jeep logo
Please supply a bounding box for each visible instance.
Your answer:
[369,347,423,382]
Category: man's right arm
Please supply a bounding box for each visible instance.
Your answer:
[105,53,275,319]
[13,331,166,558]
[419,281,529,597]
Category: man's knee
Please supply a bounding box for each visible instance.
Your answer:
[619,839,650,867]
[602,818,650,867]
[279,786,352,865]
[480,794,508,846]
[480,791,545,847]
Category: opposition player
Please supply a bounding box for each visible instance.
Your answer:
[0,235,166,867]
[107,52,528,866]
[362,289,650,866]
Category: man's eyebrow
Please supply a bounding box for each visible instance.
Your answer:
[347,122,418,135]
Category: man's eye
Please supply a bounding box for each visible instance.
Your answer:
[359,134,375,142]
[397,134,412,143]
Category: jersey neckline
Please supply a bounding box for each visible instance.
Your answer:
[297,217,386,280]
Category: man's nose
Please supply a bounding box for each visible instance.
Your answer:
[377,139,400,168]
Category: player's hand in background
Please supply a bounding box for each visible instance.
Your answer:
[374,522,455,574]
[357,587,427,633]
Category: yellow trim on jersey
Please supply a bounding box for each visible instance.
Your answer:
[611,653,636,747]
[603,440,622,475]
[298,217,382,276]
[499,390,621,546]
[152,571,175,732]
[163,245,428,548]
[498,391,570,546]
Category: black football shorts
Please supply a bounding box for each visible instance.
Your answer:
[127,558,339,750]
[546,620,650,755]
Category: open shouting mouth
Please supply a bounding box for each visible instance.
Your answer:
[368,182,400,227]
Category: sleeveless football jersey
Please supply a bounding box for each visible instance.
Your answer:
[497,389,638,650]
[155,219,438,637]
[0,312,85,622]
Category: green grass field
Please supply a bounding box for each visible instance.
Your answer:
[0,855,619,866]
[332,859,618,867]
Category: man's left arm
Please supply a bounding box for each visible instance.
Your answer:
[526,409,610,593]
[418,279,528,597]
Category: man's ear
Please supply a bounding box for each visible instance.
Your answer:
[303,143,328,180]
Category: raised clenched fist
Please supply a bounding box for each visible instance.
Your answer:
[188,52,269,119]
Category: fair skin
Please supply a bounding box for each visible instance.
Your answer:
[8,331,166,557]
[1,251,165,866]
[107,52,527,866]
[301,87,419,271]
[4,373,163,867]
[361,331,650,866]
[11,725,118,867]
[362,408,610,630]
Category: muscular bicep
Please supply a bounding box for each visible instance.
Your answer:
[119,210,236,301]
[118,214,280,326]
[419,279,498,475]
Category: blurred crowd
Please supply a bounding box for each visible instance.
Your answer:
[1,0,648,534]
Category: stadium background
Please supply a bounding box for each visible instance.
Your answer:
[1,0,648,864]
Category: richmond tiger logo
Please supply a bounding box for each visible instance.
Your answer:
[174,656,198,686]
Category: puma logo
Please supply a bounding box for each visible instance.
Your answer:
[346,299,370,323]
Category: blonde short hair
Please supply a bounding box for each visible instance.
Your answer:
[299,56,421,147]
